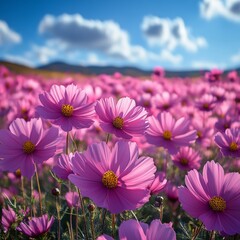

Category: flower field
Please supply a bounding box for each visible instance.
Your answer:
[0,65,240,239]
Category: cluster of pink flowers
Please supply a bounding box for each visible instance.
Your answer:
[0,66,240,238]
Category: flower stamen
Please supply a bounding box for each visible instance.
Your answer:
[209,196,226,212]
[180,158,189,166]
[23,140,35,154]
[163,130,172,140]
[229,142,238,152]
[102,170,118,189]
[61,104,74,117]
[113,117,124,129]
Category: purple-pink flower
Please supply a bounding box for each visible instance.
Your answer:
[17,214,54,238]
[36,84,95,132]
[214,128,240,157]
[0,118,59,179]
[95,97,149,139]
[69,140,156,213]
[1,206,16,233]
[172,147,201,170]
[98,219,176,240]
[52,153,73,180]
[146,112,197,154]
[65,191,80,208]
[149,171,167,195]
[214,128,240,158]
[179,161,240,235]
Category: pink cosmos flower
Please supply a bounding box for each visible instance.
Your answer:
[195,94,217,112]
[0,118,59,179]
[17,214,54,238]
[69,140,156,214]
[36,84,95,132]
[95,97,149,139]
[153,91,178,111]
[227,70,238,82]
[214,128,240,158]
[205,69,223,83]
[98,219,176,240]
[152,66,165,79]
[146,112,197,154]
[149,172,167,195]
[179,161,240,235]
[172,147,201,171]
[65,192,80,208]
[1,206,16,233]
[52,153,73,180]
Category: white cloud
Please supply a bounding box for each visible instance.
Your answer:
[25,45,57,64]
[192,60,226,69]
[159,50,183,64]
[141,16,207,52]
[231,51,240,63]
[200,0,240,22]
[4,54,34,67]
[38,14,150,62]
[37,14,182,65]
[0,20,21,46]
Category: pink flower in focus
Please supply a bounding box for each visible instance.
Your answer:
[149,172,167,195]
[52,153,73,180]
[0,118,59,179]
[95,97,149,139]
[17,214,54,238]
[98,219,176,240]
[172,147,201,170]
[214,128,240,158]
[36,84,95,132]
[1,206,16,233]
[179,161,240,235]
[146,112,197,154]
[69,141,156,213]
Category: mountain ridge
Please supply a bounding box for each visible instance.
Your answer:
[1,60,239,78]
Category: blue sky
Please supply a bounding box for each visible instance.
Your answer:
[1,0,240,70]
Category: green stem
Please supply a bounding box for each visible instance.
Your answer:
[70,207,74,240]
[77,188,89,240]
[66,132,69,154]
[30,179,35,217]
[101,208,107,233]
[34,163,43,215]
[191,222,203,240]
[209,230,215,240]
[112,214,116,238]
[159,205,163,222]
[90,211,95,240]
[76,206,79,240]
[106,133,110,144]
[56,196,61,240]
[21,177,26,211]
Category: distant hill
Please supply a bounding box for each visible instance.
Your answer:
[37,61,204,78]
[1,60,239,78]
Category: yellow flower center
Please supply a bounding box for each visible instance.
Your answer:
[112,117,124,129]
[61,104,74,117]
[203,103,209,110]
[23,140,35,154]
[163,130,172,140]
[197,131,202,138]
[209,196,226,212]
[102,170,118,189]
[229,142,238,151]
[180,158,189,166]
